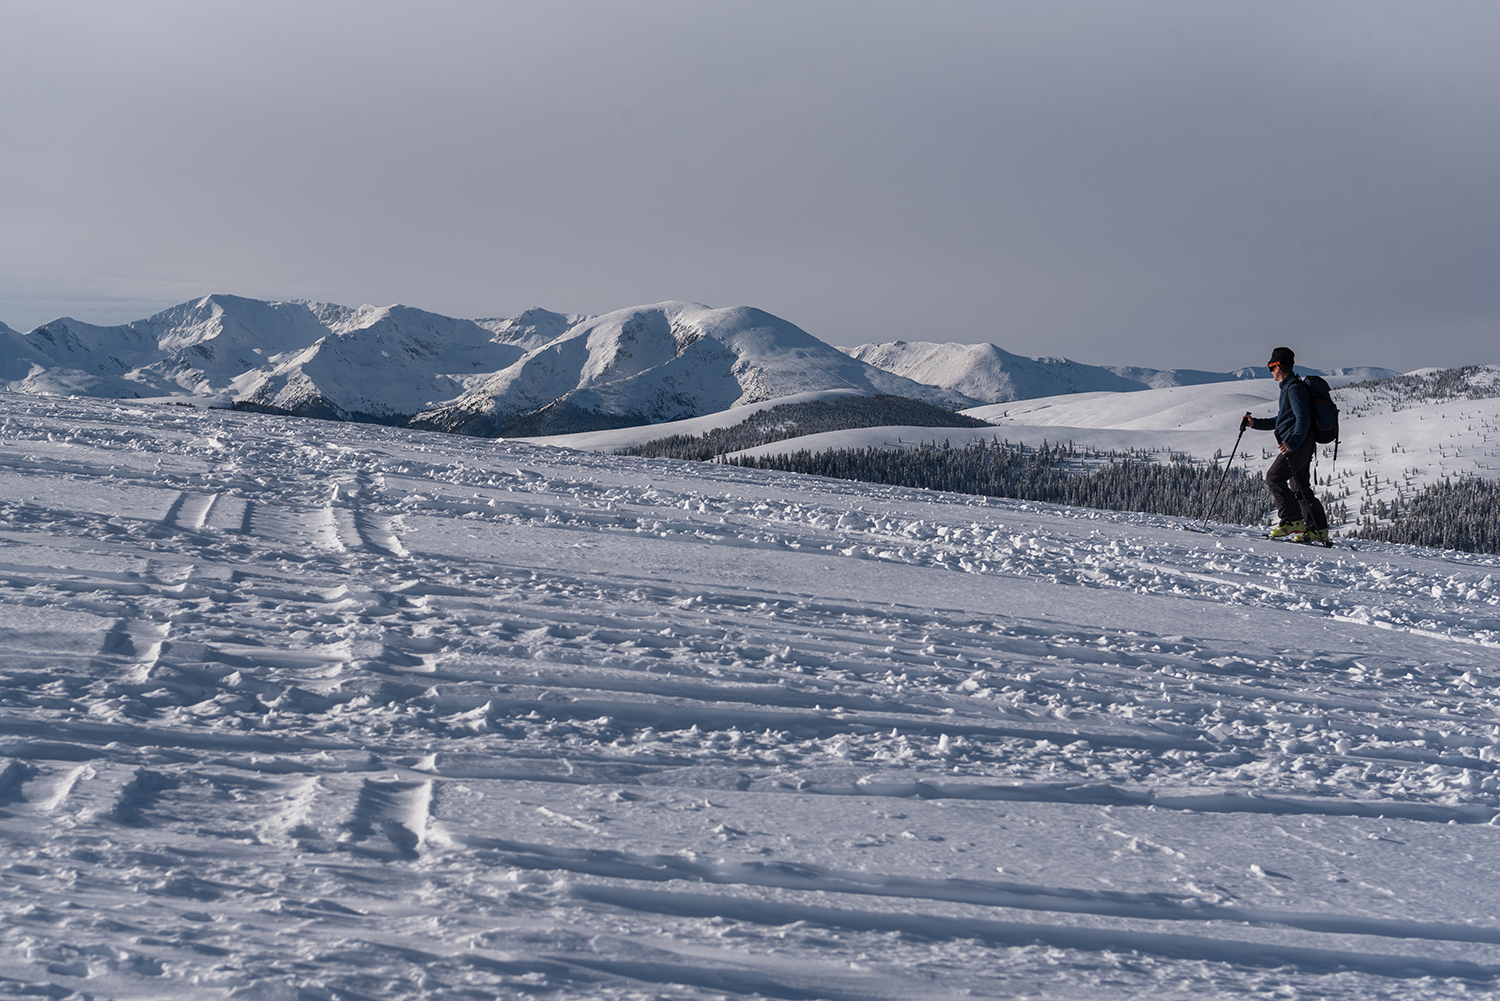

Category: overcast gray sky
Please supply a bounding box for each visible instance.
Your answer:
[2,1,1496,371]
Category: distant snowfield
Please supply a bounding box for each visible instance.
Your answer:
[525,382,1286,458]
[4,392,1500,1000]
[537,375,1500,534]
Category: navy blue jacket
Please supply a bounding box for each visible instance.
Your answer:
[1251,374,1313,451]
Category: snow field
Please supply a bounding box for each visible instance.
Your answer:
[2,393,1500,999]
[711,376,1500,541]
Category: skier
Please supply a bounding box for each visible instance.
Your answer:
[1240,347,1330,545]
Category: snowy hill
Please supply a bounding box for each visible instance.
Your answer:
[410,301,974,436]
[711,368,1500,537]
[0,321,53,385]
[3,391,1500,999]
[845,339,1399,404]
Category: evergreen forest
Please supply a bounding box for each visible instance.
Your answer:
[625,369,1500,554]
[726,439,1281,528]
[622,396,991,460]
[1354,477,1500,554]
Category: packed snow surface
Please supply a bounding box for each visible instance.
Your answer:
[4,393,1500,1000]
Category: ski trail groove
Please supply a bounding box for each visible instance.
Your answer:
[457,830,1500,945]
[341,777,434,857]
[174,491,218,530]
[248,501,344,552]
[571,884,1500,982]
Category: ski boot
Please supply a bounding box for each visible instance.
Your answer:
[1267,520,1305,539]
[1294,528,1332,547]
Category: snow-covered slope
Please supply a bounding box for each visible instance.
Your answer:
[516,388,869,451]
[3,392,1500,999]
[7,294,528,420]
[969,369,1500,516]
[846,340,1400,404]
[412,302,976,436]
[717,369,1500,537]
[0,321,53,386]
[233,301,533,420]
[472,306,590,352]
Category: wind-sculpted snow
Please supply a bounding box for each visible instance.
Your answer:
[3,393,1500,999]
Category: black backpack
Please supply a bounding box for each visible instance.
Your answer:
[1300,374,1340,455]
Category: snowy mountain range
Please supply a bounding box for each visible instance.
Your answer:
[1,294,1396,435]
[1,295,966,434]
[409,301,974,436]
[0,297,548,423]
[842,339,1398,404]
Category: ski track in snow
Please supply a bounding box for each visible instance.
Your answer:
[2,393,1500,1000]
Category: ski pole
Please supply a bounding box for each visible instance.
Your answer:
[1199,424,1246,529]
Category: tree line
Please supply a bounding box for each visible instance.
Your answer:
[625,380,1500,554]
[622,396,990,461]
[1341,365,1500,417]
[725,439,1275,526]
[1354,477,1500,554]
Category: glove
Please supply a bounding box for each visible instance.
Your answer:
[1240,413,1252,430]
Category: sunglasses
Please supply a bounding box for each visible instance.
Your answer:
[1268,362,1283,371]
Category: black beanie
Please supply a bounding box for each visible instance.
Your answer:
[1268,346,1295,368]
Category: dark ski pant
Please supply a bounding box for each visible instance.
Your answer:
[1266,437,1328,530]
